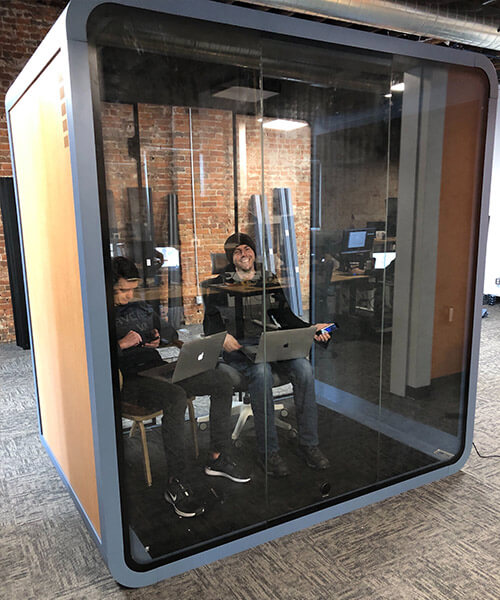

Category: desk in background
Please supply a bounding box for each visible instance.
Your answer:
[329,270,370,316]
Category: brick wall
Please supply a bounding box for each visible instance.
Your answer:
[0,0,67,343]
[101,104,312,323]
[321,161,399,231]
[102,103,236,324]
[236,116,311,309]
[317,125,398,231]
[0,3,390,340]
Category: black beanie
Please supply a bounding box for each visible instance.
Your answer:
[224,233,257,265]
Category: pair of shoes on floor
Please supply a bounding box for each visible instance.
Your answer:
[165,454,251,518]
[258,451,290,478]
[259,446,330,477]
[164,478,205,518]
[205,453,251,484]
[298,445,330,470]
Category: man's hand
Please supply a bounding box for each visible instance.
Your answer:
[223,333,242,352]
[143,329,160,348]
[314,323,332,343]
[118,330,142,350]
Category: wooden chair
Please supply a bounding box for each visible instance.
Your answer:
[119,371,199,487]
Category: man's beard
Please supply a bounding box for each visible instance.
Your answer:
[236,259,254,273]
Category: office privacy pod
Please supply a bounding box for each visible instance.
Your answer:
[6,0,496,587]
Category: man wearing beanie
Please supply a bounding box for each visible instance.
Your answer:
[203,232,332,477]
[223,232,257,266]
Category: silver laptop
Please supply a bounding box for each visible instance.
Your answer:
[138,331,226,383]
[240,326,317,363]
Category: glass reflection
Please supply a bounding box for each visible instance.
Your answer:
[90,6,487,567]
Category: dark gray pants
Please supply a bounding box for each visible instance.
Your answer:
[122,368,233,479]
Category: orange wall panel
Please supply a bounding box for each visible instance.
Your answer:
[9,52,100,535]
[431,68,488,379]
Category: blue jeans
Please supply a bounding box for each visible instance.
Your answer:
[227,355,319,454]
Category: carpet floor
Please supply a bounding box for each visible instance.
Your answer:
[1,305,499,598]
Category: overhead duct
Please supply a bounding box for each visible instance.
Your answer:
[245,0,500,50]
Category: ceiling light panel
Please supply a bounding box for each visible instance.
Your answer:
[262,119,308,131]
[212,86,278,102]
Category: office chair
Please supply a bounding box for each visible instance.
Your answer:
[198,276,295,444]
[210,252,229,274]
[214,362,294,446]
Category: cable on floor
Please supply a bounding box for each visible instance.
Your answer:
[473,442,500,459]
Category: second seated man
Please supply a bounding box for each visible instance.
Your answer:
[203,233,332,477]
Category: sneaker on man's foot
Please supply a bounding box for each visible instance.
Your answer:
[258,451,289,478]
[205,453,251,483]
[164,478,205,518]
[298,445,330,470]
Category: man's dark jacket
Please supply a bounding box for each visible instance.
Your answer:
[202,265,308,345]
[115,301,177,375]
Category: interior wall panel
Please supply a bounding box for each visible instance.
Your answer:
[431,68,488,379]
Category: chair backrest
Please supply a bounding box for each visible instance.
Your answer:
[211,252,229,274]
[315,257,334,288]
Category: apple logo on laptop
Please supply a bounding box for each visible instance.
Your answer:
[197,352,204,361]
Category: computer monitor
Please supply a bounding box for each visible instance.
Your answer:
[340,228,375,254]
[339,228,375,270]
[156,246,180,268]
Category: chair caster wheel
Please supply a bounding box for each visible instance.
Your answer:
[199,422,208,431]
[288,428,298,439]
[280,408,289,418]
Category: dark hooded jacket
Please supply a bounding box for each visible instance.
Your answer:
[115,301,178,375]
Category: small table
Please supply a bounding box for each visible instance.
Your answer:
[207,281,283,339]
[208,281,283,296]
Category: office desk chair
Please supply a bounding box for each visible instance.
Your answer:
[214,362,294,446]
[210,252,229,274]
[119,371,199,487]
[196,362,294,444]
[199,275,295,445]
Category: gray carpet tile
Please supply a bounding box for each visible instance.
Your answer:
[0,306,499,598]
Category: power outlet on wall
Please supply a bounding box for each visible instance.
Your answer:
[496,278,500,285]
